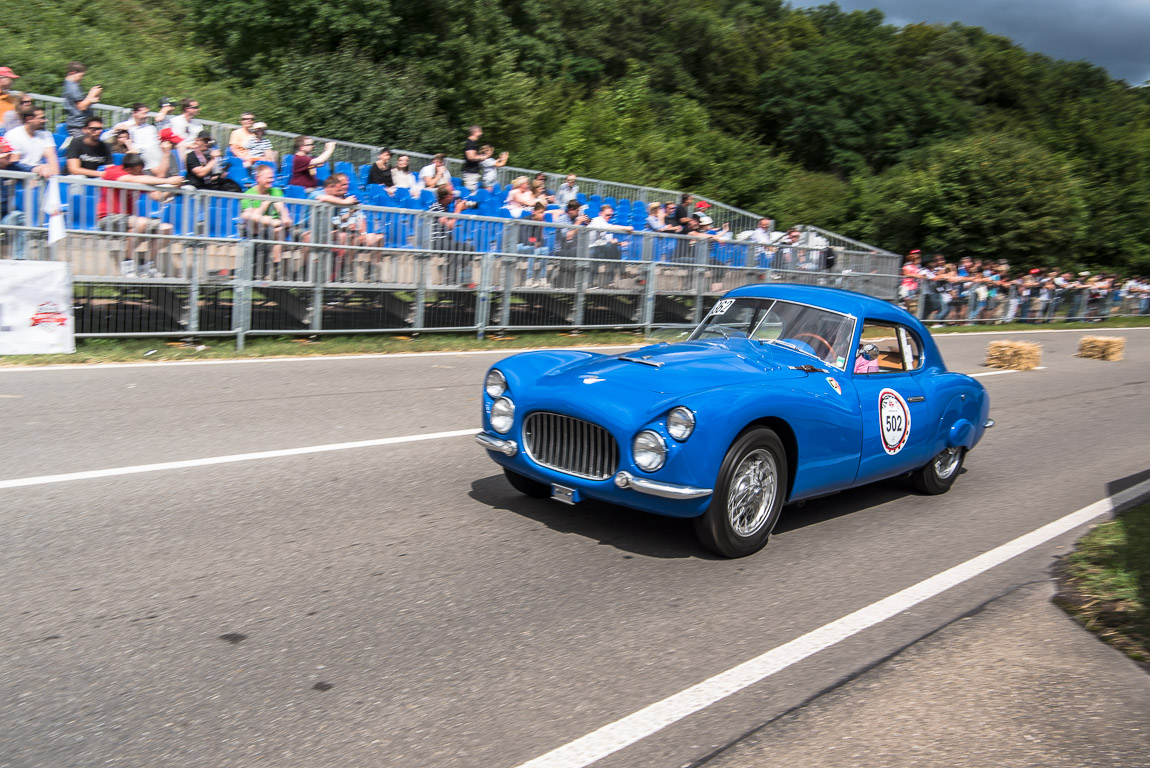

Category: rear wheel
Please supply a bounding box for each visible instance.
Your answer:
[694,428,787,558]
[503,468,550,498]
[911,446,964,494]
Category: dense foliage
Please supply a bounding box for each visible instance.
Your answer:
[7,0,1150,272]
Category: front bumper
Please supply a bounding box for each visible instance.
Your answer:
[475,432,518,456]
[613,471,713,500]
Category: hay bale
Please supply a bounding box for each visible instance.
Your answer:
[985,340,1042,370]
[1078,335,1125,361]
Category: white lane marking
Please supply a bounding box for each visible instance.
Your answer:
[0,429,478,490]
[934,326,1150,338]
[511,477,1150,768]
[970,370,1019,378]
[0,346,643,372]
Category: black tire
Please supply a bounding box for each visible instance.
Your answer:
[911,446,964,494]
[694,428,788,558]
[503,468,551,498]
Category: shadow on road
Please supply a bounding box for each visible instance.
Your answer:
[468,474,709,560]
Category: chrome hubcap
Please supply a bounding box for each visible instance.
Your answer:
[934,447,961,479]
[727,448,778,537]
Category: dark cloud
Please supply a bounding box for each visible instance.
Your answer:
[789,0,1150,84]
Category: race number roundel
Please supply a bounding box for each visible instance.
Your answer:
[878,388,911,455]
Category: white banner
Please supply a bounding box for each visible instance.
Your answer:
[0,260,76,355]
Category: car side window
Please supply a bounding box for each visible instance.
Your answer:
[898,327,924,371]
[856,322,909,374]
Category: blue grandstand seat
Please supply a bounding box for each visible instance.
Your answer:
[226,157,253,188]
[204,195,242,238]
[603,196,616,210]
[69,185,99,230]
[279,155,294,186]
[314,163,331,183]
[576,192,587,205]
[334,160,356,184]
[358,164,371,190]
[53,123,69,149]
[284,185,307,199]
[589,194,602,208]
[112,153,124,166]
[419,188,436,209]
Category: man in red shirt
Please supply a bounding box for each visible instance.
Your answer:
[98,153,184,276]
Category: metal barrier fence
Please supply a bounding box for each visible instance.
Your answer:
[26,92,798,236]
[902,277,1150,324]
[0,171,903,345]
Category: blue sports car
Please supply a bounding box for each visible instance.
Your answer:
[476,285,993,557]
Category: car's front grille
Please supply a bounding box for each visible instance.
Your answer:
[523,412,619,480]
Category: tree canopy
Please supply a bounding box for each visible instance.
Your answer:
[6,0,1149,273]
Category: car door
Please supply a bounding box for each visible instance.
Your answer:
[850,322,933,484]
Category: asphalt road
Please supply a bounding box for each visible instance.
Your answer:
[1,329,1148,768]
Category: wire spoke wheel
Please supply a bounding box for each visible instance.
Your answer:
[727,449,778,537]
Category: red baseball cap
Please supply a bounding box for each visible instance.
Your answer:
[0,67,19,78]
[909,248,921,255]
[695,200,712,210]
[158,128,184,145]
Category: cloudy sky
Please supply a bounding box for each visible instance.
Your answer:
[789,0,1150,85]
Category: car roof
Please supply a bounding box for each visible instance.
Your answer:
[724,284,913,325]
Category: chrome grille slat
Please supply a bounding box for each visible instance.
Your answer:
[524,412,619,480]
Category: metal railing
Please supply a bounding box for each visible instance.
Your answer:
[900,276,1150,324]
[26,92,807,236]
[1,171,906,346]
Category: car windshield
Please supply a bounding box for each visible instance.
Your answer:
[689,297,856,370]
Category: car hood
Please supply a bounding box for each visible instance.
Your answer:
[537,340,808,397]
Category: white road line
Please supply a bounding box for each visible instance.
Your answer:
[934,326,1150,338]
[0,429,478,490]
[0,345,644,372]
[511,477,1150,768]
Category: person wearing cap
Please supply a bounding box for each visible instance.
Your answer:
[62,61,103,139]
[245,121,277,165]
[0,66,20,127]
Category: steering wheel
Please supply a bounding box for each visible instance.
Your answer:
[791,332,834,361]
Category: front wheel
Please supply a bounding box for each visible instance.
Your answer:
[910,446,964,494]
[694,428,788,558]
[503,468,551,498]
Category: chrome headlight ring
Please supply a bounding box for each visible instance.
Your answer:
[490,397,515,434]
[632,429,667,472]
[667,406,696,441]
[485,368,508,398]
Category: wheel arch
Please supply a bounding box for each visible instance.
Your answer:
[739,417,798,502]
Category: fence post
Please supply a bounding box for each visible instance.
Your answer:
[641,259,656,334]
[414,251,428,330]
[692,243,707,325]
[499,252,514,328]
[233,240,253,351]
[573,232,588,329]
[476,251,492,339]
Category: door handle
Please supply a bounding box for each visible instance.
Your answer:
[907,396,925,403]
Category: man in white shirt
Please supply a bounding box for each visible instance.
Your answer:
[749,217,777,267]
[109,103,163,171]
[419,153,451,190]
[4,106,59,177]
[167,98,202,157]
[588,205,633,287]
[555,174,579,208]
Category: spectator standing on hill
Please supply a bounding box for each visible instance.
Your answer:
[481,145,507,189]
[65,116,111,177]
[185,131,242,192]
[97,153,183,276]
[391,155,416,191]
[289,135,336,195]
[1,93,33,133]
[228,113,258,164]
[62,62,102,139]
[461,125,484,192]
[246,122,276,165]
[109,103,164,172]
[419,153,451,191]
[555,174,579,208]
[367,148,393,188]
[0,66,21,128]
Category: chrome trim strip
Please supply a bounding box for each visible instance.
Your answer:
[475,432,518,456]
[907,396,925,403]
[613,471,713,500]
[619,354,665,368]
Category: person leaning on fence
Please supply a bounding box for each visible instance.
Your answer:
[65,116,110,178]
[1,106,61,260]
[588,205,632,287]
[428,183,475,286]
[517,202,550,287]
[97,152,184,276]
[241,164,293,280]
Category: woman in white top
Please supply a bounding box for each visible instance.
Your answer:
[504,176,536,218]
[391,155,416,191]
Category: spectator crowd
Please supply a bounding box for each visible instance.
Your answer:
[2,59,1149,309]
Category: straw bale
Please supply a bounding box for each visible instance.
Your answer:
[985,340,1042,370]
[1077,336,1125,361]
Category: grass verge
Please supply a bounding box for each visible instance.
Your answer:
[1055,501,1150,671]
[1,315,1148,366]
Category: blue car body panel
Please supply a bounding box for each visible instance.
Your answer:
[479,285,990,518]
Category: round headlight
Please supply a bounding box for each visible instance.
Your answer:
[667,407,695,441]
[485,368,508,398]
[632,430,667,472]
[490,397,515,434]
